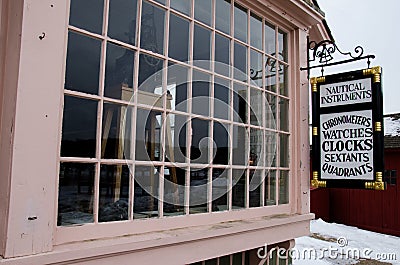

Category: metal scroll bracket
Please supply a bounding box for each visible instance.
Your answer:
[300,37,376,79]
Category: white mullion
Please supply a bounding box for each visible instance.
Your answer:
[186,67,193,214]
[207,167,212,213]
[245,168,249,208]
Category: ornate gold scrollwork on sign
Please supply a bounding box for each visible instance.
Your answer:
[311,171,326,188]
[363,66,381,83]
[365,172,385,190]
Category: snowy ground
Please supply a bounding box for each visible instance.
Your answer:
[293,219,400,265]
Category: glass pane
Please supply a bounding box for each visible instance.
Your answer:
[249,170,262,208]
[250,88,262,126]
[169,14,190,62]
[134,166,160,219]
[190,118,210,164]
[190,168,208,214]
[233,83,247,124]
[265,170,276,206]
[57,163,95,226]
[279,64,289,96]
[214,77,230,120]
[104,43,135,100]
[265,56,276,92]
[250,12,262,50]
[171,0,191,16]
[220,256,230,265]
[168,63,188,112]
[233,253,243,265]
[232,169,246,208]
[213,122,229,165]
[250,50,263,88]
[212,168,228,212]
[69,0,104,34]
[265,21,275,55]
[279,98,289,132]
[154,0,165,4]
[234,3,247,43]
[138,53,163,94]
[279,171,289,204]
[266,131,277,168]
[194,0,212,25]
[278,29,288,62]
[99,165,130,222]
[108,0,137,45]
[266,93,276,130]
[141,1,165,55]
[61,96,97,158]
[165,114,187,163]
[280,134,289,167]
[135,108,162,161]
[192,71,210,116]
[249,128,263,167]
[234,42,247,81]
[164,166,185,215]
[215,0,231,35]
[215,33,231,76]
[193,24,212,69]
[232,125,247,165]
[101,103,132,159]
[205,259,217,265]
[65,31,101,95]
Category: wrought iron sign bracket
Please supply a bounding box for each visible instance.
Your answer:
[300,37,376,79]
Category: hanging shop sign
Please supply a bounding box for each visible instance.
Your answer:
[311,66,385,190]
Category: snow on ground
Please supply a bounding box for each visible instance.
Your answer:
[293,219,400,265]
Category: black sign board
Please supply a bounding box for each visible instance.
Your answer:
[311,66,385,190]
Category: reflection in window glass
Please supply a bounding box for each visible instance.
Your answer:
[154,0,165,4]
[165,114,187,163]
[61,96,97,158]
[265,170,276,206]
[134,166,159,218]
[279,171,289,204]
[214,77,230,120]
[215,33,231,76]
[278,29,288,62]
[164,166,185,215]
[265,131,277,168]
[138,53,163,91]
[265,93,276,130]
[191,119,210,164]
[265,56,276,92]
[69,0,104,34]
[108,0,137,45]
[250,128,263,166]
[135,108,162,161]
[192,71,210,116]
[250,88,262,126]
[232,169,245,208]
[265,21,275,55]
[99,165,130,222]
[101,103,132,159]
[234,42,247,81]
[169,14,190,62]
[279,98,289,132]
[57,163,95,226]
[141,1,165,54]
[250,12,262,50]
[234,3,247,43]
[279,65,289,96]
[194,24,212,69]
[233,252,243,265]
[190,168,208,214]
[232,125,247,165]
[171,0,191,16]
[250,50,263,88]
[249,170,262,207]
[212,169,228,211]
[233,83,247,124]
[104,43,135,100]
[280,134,289,167]
[168,63,188,112]
[213,122,229,165]
[194,0,212,25]
[215,0,231,35]
[65,31,101,95]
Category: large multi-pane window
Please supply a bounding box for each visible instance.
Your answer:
[58,0,290,226]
